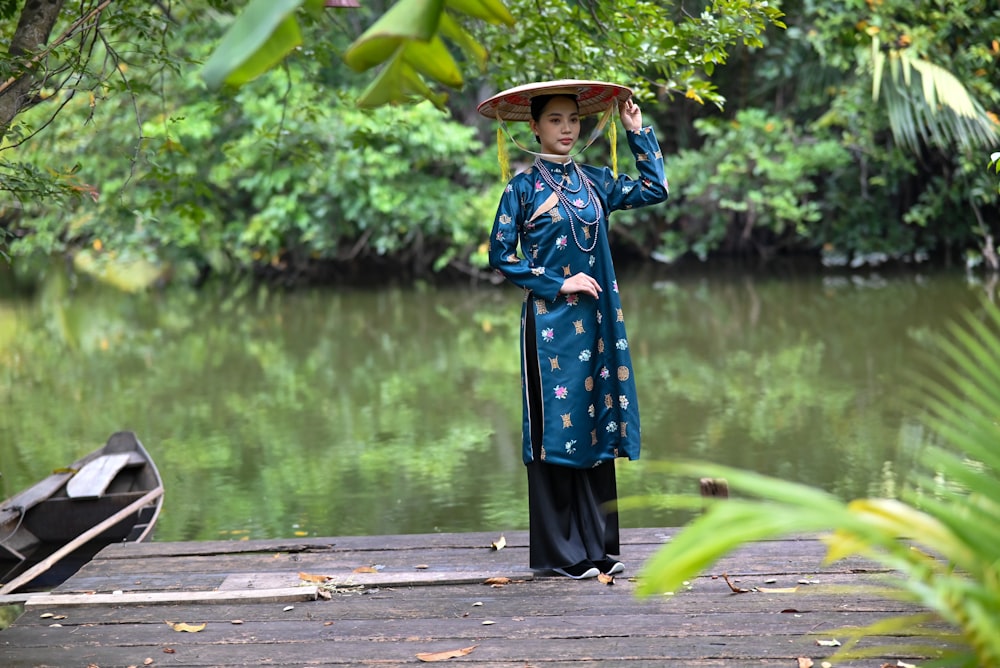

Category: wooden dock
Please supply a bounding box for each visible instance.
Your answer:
[0,528,941,667]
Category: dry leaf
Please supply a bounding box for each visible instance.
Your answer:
[40,613,55,619]
[167,622,206,633]
[353,566,378,573]
[231,620,244,625]
[415,564,429,569]
[298,572,330,583]
[758,586,799,593]
[597,573,615,585]
[162,648,175,654]
[48,624,63,628]
[481,620,495,625]
[896,662,917,668]
[722,573,751,593]
[816,639,841,647]
[797,659,814,668]
[491,535,506,551]
[282,605,294,612]
[483,577,511,586]
[416,645,478,662]
[144,659,154,666]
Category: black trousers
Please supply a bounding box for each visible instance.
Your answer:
[526,460,621,570]
[524,302,621,571]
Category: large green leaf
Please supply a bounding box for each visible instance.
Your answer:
[343,0,446,72]
[439,13,488,72]
[445,0,515,24]
[401,36,463,87]
[202,0,307,88]
[355,52,448,109]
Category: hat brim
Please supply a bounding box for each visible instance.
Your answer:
[477,79,633,122]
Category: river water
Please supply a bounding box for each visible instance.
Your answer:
[0,262,994,542]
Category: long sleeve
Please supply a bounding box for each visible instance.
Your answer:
[599,126,669,213]
[487,178,566,301]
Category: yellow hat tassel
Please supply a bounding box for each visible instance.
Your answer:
[497,126,511,182]
[609,111,619,178]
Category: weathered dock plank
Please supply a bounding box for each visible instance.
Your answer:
[0,529,946,667]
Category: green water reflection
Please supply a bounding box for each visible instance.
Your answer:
[0,263,991,542]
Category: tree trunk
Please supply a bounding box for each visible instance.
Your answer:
[0,0,68,140]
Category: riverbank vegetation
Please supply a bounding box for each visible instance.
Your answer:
[1,1,997,288]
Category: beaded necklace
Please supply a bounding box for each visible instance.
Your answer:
[534,157,603,253]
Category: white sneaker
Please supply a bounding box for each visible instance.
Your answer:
[552,563,600,579]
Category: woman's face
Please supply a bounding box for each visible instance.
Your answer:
[530,96,580,160]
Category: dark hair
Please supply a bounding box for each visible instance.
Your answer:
[529,94,579,122]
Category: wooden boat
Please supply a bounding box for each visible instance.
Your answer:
[0,431,164,595]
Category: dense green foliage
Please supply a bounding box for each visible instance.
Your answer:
[1,0,998,284]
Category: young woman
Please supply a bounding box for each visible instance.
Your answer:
[478,81,669,579]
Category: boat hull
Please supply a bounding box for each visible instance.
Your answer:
[0,431,164,594]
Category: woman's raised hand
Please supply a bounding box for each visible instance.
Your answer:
[619,98,642,132]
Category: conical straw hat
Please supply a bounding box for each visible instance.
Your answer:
[477,79,633,122]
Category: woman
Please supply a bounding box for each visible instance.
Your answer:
[478,80,669,579]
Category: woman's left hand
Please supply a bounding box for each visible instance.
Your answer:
[619,98,642,132]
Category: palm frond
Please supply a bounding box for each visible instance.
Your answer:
[869,37,998,153]
[636,297,1000,665]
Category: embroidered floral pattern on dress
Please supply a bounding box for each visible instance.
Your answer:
[484,125,668,469]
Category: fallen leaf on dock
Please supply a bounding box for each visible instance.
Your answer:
[415,564,429,569]
[816,638,841,647]
[597,573,615,585]
[757,586,799,593]
[353,566,378,573]
[483,577,511,586]
[722,573,751,593]
[797,658,814,668]
[166,622,206,633]
[416,644,477,662]
[144,658,155,666]
[298,571,331,583]
[491,535,506,551]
